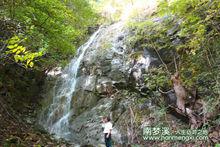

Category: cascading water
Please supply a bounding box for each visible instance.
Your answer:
[40,27,102,139]
[39,21,154,145]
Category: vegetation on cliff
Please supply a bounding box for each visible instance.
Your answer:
[128,0,220,114]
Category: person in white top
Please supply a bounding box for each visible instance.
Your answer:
[101,116,113,147]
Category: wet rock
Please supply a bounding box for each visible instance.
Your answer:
[76,75,97,92]
[111,99,126,123]
[71,90,99,116]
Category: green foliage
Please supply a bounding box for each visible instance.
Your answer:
[128,0,220,102]
[6,35,44,68]
[0,0,98,68]
[145,67,170,91]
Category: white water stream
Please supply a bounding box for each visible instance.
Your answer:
[41,27,103,138]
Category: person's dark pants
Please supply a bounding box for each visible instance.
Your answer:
[104,133,112,147]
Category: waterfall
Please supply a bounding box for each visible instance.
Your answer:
[39,21,153,145]
[40,27,102,139]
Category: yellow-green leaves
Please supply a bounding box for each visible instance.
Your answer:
[6,36,44,68]
[1,0,98,68]
[8,35,20,44]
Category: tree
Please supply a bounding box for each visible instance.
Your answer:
[0,0,98,68]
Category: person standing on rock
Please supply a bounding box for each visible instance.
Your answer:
[101,116,113,147]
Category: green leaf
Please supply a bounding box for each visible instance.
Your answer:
[29,62,34,68]
[14,55,20,62]
[7,44,18,49]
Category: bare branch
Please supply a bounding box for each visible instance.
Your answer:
[158,87,174,94]
[150,41,171,75]
[0,43,6,52]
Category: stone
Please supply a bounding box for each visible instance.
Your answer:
[75,75,97,92]
[108,70,125,81]
[83,76,97,92]
[71,90,99,116]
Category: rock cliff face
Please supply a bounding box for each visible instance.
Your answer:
[39,21,159,146]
